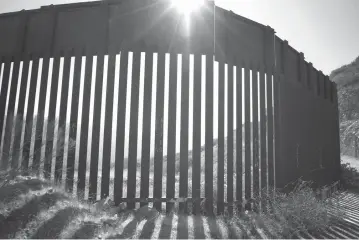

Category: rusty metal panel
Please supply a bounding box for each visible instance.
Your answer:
[275,36,283,72]
[309,64,318,95]
[216,9,265,64]
[25,11,54,54]
[54,6,107,53]
[278,74,338,190]
[108,0,214,54]
[287,46,299,83]
[0,16,22,55]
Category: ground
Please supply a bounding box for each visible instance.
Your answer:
[0,155,359,239]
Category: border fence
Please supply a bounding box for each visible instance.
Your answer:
[0,0,341,214]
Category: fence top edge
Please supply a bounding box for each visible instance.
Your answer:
[287,44,299,55]
[0,0,210,17]
[220,6,266,31]
[0,0,135,17]
[40,1,103,11]
[0,50,218,60]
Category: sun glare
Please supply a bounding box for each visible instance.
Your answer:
[171,0,204,14]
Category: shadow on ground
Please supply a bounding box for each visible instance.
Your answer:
[1,177,359,239]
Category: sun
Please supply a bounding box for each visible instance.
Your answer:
[170,0,205,14]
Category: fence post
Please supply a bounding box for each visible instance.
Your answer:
[204,1,215,216]
[226,60,234,214]
[324,74,329,100]
[263,25,275,69]
[298,52,305,83]
[325,75,330,100]
[320,71,325,98]
[236,59,243,212]
[18,10,29,57]
[273,70,283,189]
[66,48,83,193]
[332,83,342,183]
[263,26,275,194]
[179,53,190,214]
[100,0,112,200]
[323,74,327,100]
[281,40,289,77]
[104,1,110,54]
[50,5,59,57]
[307,62,313,90]
[88,1,109,202]
[317,70,323,97]
[277,40,294,191]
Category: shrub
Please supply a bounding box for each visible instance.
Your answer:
[341,162,359,189]
[233,179,345,238]
[340,120,359,157]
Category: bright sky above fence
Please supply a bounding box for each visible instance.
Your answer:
[0,0,359,75]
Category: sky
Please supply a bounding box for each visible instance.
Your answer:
[0,0,359,75]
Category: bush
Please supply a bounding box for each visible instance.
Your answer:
[341,162,359,189]
[232,179,345,238]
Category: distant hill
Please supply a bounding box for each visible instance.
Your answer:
[330,55,359,157]
[330,55,359,121]
[330,56,359,88]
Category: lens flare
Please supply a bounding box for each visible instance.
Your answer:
[171,0,204,14]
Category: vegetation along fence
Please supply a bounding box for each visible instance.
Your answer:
[341,135,359,158]
[0,0,341,214]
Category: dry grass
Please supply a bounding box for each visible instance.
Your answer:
[0,173,347,239]
[1,174,260,239]
[229,179,346,238]
[0,174,137,238]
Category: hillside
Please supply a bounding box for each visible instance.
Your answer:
[330,55,359,157]
[330,55,359,121]
[330,55,359,88]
